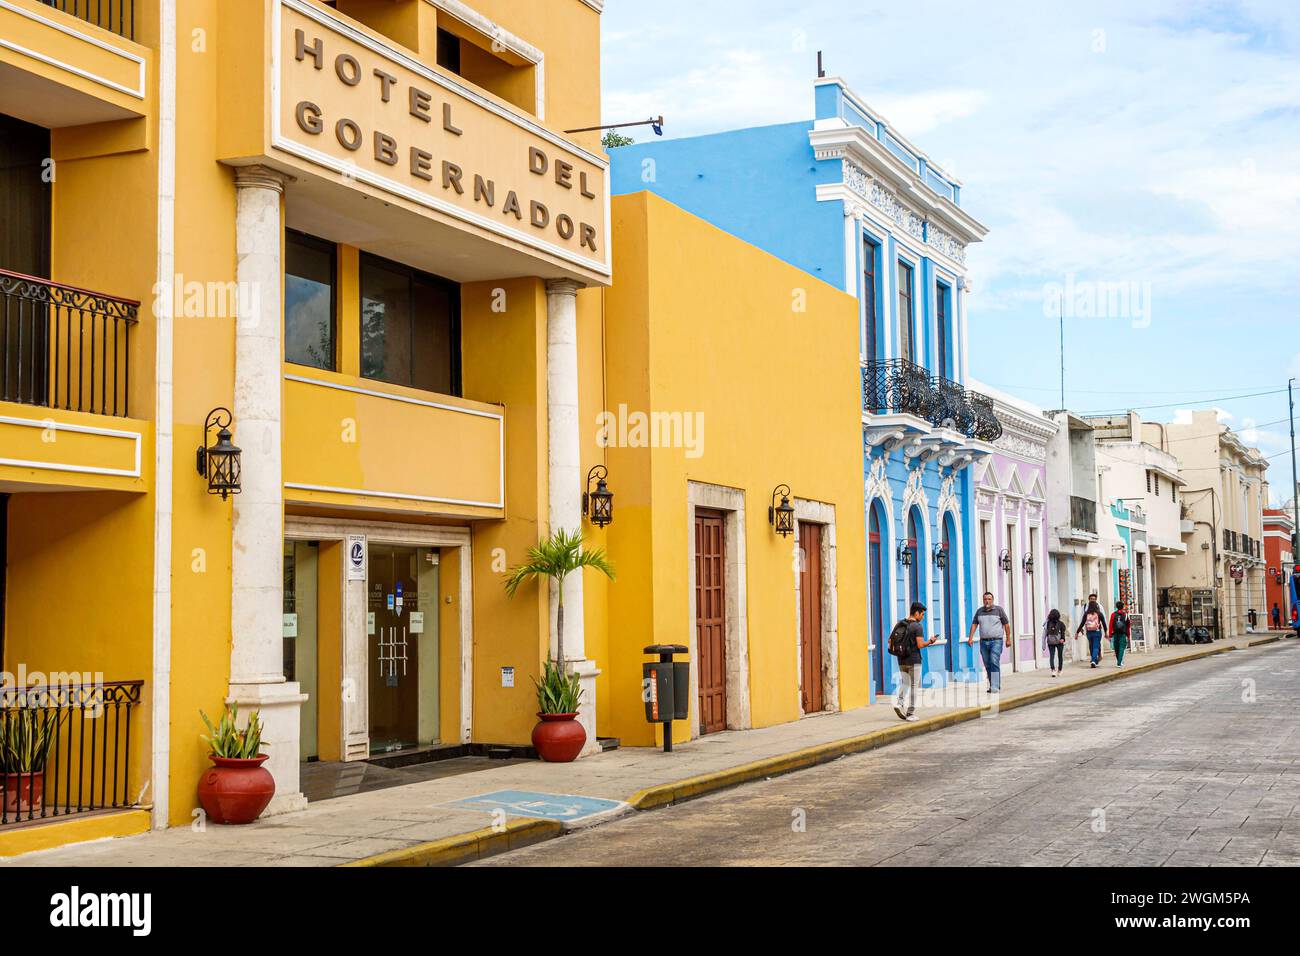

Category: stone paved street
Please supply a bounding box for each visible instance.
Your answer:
[479,641,1300,866]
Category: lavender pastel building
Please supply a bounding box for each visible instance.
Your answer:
[967,381,1058,669]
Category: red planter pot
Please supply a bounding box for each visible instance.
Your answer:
[3,772,44,816]
[197,754,275,825]
[531,713,586,763]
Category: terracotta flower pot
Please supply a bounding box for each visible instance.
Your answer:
[197,754,275,825]
[3,771,44,816]
[531,713,586,763]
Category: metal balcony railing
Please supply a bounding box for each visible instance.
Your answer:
[862,360,1004,443]
[1,680,143,827]
[40,0,135,40]
[863,358,936,421]
[0,269,138,417]
[1071,495,1097,534]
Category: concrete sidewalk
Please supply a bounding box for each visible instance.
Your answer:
[3,633,1286,867]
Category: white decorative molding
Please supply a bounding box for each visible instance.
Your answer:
[902,466,930,514]
[0,0,147,100]
[937,474,957,517]
[843,159,965,265]
[0,415,142,478]
[865,454,889,504]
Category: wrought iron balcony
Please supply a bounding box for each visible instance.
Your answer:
[863,358,936,422]
[862,360,1003,443]
[40,0,135,40]
[1,679,143,828]
[966,390,1003,442]
[1070,495,1097,534]
[0,269,138,417]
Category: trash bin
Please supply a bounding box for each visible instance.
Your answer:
[643,644,689,752]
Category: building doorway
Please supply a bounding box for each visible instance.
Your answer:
[869,502,886,695]
[694,509,727,735]
[367,543,440,754]
[798,521,825,714]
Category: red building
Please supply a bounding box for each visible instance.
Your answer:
[1264,509,1296,627]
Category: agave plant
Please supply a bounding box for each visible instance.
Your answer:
[0,707,57,774]
[200,703,265,759]
[504,528,615,668]
[532,659,584,715]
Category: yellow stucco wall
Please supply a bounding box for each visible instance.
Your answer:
[599,192,870,746]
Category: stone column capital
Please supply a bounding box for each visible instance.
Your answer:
[233,163,292,194]
[545,277,584,297]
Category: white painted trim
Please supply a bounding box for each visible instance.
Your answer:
[686,482,751,736]
[576,0,604,11]
[0,416,141,477]
[284,481,502,510]
[283,516,474,749]
[0,0,146,100]
[149,0,177,831]
[283,373,505,510]
[272,0,611,279]
[423,0,545,120]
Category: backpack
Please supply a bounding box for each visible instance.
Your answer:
[1084,610,1102,631]
[887,620,914,658]
[1046,619,1065,642]
[1112,614,1129,637]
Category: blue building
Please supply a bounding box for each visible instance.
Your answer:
[610,77,1004,699]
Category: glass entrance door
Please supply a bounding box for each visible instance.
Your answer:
[367,544,440,754]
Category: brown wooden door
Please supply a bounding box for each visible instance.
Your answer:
[799,522,825,713]
[695,510,727,735]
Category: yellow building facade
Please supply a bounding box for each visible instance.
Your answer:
[0,0,870,856]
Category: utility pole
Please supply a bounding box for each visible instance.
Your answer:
[1290,378,1298,616]
[1059,297,1065,409]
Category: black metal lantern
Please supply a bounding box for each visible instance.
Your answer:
[769,485,795,537]
[583,464,614,528]
[1023,554,1034,574]
[998,549,1013,572]
[933,544,948,570]
[897,543,914,567]
[196,407,241,501]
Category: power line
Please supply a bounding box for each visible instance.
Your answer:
[1083,388,1287,414]
[987,381,1282,397]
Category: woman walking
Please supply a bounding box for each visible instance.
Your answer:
[1043,609,1067,677]
[1109,601,1132,667]
[1075,594,1106,668]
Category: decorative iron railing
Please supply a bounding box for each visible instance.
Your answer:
[0,269,138,417]
[39,0,135,40]
[966,390,1003,442]
[1070,495,1097,534]
[0,680,143,827]
[862,360,1003,442]
[862,358,935,421]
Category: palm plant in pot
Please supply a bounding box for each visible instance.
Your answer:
[505,528,615,762]
[1,707,57,816]
[197,703,275,824]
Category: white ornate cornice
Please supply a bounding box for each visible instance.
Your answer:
[842,160,961,264]
[577,0,604,11]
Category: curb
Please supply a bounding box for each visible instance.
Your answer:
[355,637,1283,865]
[341,817,561,868]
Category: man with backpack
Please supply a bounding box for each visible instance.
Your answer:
[1108,601,1132,667]
[1076,593,1106,667]
[966,591,1012,694]
[888,602,937,721]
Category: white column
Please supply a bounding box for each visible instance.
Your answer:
[545,278,599,754]
[229,165,306,813]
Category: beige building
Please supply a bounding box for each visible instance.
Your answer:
[1161,410,1269,638]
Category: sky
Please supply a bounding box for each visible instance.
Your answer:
[600,0,1300,504]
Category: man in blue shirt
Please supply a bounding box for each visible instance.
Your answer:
[967,591,1012,693]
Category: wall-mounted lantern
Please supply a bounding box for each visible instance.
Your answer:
[998,549,1013,572]
[1023,554,1035,574]
[933,544,948,570]
[768,485,795,537]
[583,465,614,528]
[897,543,914,567]
[196,407,241,501]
